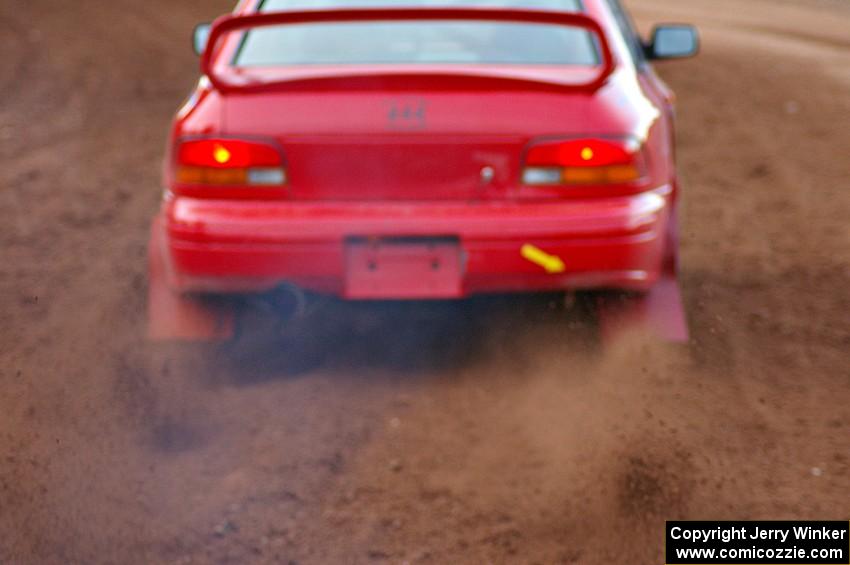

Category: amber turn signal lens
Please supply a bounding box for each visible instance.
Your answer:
[176,166,247,186]
[562,164,642,185]
[561,167,606,185]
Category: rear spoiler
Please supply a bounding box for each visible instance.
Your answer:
[201,8,616,94]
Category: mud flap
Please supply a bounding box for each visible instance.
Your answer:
[595,273,689,344]
[596,200,689,345]
[147,219,235,342]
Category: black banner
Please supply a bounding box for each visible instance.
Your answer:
[666,521,850,564]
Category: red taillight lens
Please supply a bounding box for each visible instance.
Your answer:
[523,138,646,186]
[174,138,286,186]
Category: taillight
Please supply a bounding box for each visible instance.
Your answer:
[174,138,286,186]
[522,138,647,186]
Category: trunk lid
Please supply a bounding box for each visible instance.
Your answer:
[222,76,635,201]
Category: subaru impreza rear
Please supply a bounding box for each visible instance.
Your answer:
[149,0,698,342]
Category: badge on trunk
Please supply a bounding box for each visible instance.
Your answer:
[386,98,427,130]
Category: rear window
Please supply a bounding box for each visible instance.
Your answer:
[235,0,598,67]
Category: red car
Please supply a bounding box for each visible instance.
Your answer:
[148,0,698,343]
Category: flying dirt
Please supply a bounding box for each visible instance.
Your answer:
[0,0,848,563]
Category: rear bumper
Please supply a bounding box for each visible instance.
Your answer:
[157,187,673,298]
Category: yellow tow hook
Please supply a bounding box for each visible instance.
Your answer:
[521,244,566,274]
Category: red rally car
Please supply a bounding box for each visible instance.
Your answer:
[148,0,699,343]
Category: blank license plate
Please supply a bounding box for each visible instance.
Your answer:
[345,239,463,299]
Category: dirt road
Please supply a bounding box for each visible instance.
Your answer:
[1,1,848,563]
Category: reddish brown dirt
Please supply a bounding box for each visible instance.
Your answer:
[1,1,848,563]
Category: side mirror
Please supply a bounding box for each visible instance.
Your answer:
[646,25,699,60]
[193,23,211,56]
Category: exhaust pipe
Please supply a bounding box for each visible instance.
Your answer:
[268,283,308,323]
[235,283,310,343]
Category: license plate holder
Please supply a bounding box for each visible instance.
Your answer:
[345,238,463,299]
